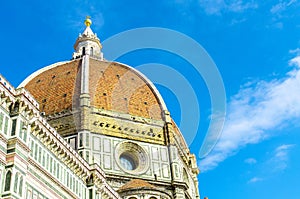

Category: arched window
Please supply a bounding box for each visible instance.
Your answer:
[82,47,86,55]
[14,172,19,192]
[90,47,94,56]
[4,170,12,191]
[18,176,23,195]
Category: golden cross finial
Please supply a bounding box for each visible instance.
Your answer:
[84,16,92,27]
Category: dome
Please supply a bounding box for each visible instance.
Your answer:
[17,17,189,149]
[8,17,200,199]
[19,58,167,121]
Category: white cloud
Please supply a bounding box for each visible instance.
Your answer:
[245,158,257,164]
[289,48,300,65]
[200,54,300,172]
[271,2,285,14]
[273,22,284,29]
[290,55,300,66]
[289,48,300,55]
[275,144,294,160]
[269,0,298,29]
[65,3,105,32]
[271,144,295,171]
[275,144,294,154]
[270,0,297,14]
[230,18,247,25]
[199,0,258,15]
[227,0,258,12]
[248,177,263,183]
[198,0,226,15]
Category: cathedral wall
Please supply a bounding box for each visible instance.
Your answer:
[89,133,172,188]
[0,76,118,199]
[28,134,87,198]
[169,145,198,199]
[0,111,87,199]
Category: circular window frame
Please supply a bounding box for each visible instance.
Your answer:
[115,141,149,175]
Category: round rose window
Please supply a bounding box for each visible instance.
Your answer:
[115,141,149,175]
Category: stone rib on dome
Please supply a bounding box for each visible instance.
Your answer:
[20,58,167,120]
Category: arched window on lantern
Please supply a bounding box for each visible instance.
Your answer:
[90,47,94,56]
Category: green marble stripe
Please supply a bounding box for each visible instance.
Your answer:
[28,168,69,199]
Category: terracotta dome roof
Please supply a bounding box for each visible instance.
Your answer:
[19,58,167,120]
[118,179,156,191]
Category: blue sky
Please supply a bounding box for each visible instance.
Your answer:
[1,1,300,198]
